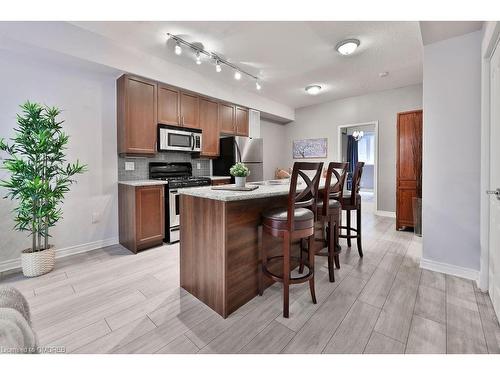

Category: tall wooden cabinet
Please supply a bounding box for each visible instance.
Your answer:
[117,75,158,156]
[396,110,423,230]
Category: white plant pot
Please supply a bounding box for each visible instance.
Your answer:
[235,176,247,188]
[21,246,55,277]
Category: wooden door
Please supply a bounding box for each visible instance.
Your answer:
[158,85,180,126]
[235,106,249,137]
[199,97,220,157]
[396,110,422,229]
[117,75,157,155]
[180,91,200,129]
[219,102,235,135]
[136,185,164,248]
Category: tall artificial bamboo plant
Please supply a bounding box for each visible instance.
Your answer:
[0,101,86,252]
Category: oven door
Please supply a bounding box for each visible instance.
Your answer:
[159,127,195,152]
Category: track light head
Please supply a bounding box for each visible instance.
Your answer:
[215,60,222,72]
[256,81,261,90]
[174,42,182,55]
[195,52,202,65]
[234,70,242,80]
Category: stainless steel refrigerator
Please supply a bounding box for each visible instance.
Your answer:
[213,136,264,182]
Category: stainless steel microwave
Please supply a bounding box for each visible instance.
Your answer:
[158,125,202,152]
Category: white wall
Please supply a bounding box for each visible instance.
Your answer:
[422,31,482,276]
[261,119,288,180]
[283,84,423,212]
[0,51,118,269]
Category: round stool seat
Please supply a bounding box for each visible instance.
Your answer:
[262,207,314,231]
[316,198,341,210]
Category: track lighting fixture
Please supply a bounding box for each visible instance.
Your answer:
[167,33,262,90]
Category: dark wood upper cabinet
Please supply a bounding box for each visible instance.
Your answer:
[235,106,249,137]
[219,102,235,135]
[396,110,422,230]
[180,91,200,129]
[199,97,220,157]
[158,84,180,126]
[117,75,157,156]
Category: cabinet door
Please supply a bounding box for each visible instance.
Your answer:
[158,85,180,126]
[199,97,220,157]
[235,106,249,136]
[219,102,235,135]
[180,91,200,129]
[118,75,157,155]
[135,186,164,248]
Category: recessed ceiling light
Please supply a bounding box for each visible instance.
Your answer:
[305,85,322,95]
[336,39,360,56]
[379,71,389,78]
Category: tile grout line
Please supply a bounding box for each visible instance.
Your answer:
[404,267,423,353]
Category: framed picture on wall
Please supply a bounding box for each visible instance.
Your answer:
[292,138,328,159]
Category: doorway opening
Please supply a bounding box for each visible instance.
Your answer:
[337,121,378,214]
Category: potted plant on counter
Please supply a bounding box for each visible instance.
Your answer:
[0,101,87,277]
[230,162,250,188]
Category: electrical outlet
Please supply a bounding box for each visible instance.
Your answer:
[125,161,135,171]
[91,212,101,224]
[197,162,201,170]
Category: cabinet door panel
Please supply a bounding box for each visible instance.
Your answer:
[136,186,164,247]
[124,76,157,155]
[219,102,235,135]
[397,188,417,226]
[158,85,180,125]
[235,106,249,137]
[199,98,220,157]
[180,92,200,129]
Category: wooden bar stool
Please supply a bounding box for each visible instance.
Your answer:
[258,162,323,318]
[337,162,365,257]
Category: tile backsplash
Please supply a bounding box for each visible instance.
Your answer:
[118,152,211,181]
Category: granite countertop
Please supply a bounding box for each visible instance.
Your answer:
[118,180,169,187]
[202,175,232,180]
[180,178,326,202]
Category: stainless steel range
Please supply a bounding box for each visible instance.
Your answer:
[149,162,211,243]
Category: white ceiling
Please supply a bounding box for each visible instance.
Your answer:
[71,21,424,109]
[419,21,483,45]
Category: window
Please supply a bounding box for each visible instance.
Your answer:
[357,132,375,164]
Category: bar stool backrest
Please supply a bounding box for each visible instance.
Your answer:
[288,162,324,231]
[321,161,349,216]
[347,162,365,206]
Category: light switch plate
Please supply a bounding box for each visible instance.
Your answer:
[125,161,135,171]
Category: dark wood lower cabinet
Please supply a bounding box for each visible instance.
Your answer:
[211,178,231,186]
[119,184,165,253]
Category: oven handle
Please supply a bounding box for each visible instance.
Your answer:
[191,133,195,150]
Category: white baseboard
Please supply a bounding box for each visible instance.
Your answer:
[420,257,479,282]
[375,210,396,218]
[0,237,119,273]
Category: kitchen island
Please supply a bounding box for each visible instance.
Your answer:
[179,180,324,318]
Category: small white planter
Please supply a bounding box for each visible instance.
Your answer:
[235,176,247,188]
[21,246,55,277]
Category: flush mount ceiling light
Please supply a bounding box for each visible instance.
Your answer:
[167,33,261,90]
[336,39,360,56]
[305,85,322,95]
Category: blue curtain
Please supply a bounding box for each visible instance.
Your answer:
[346,135,358,190]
